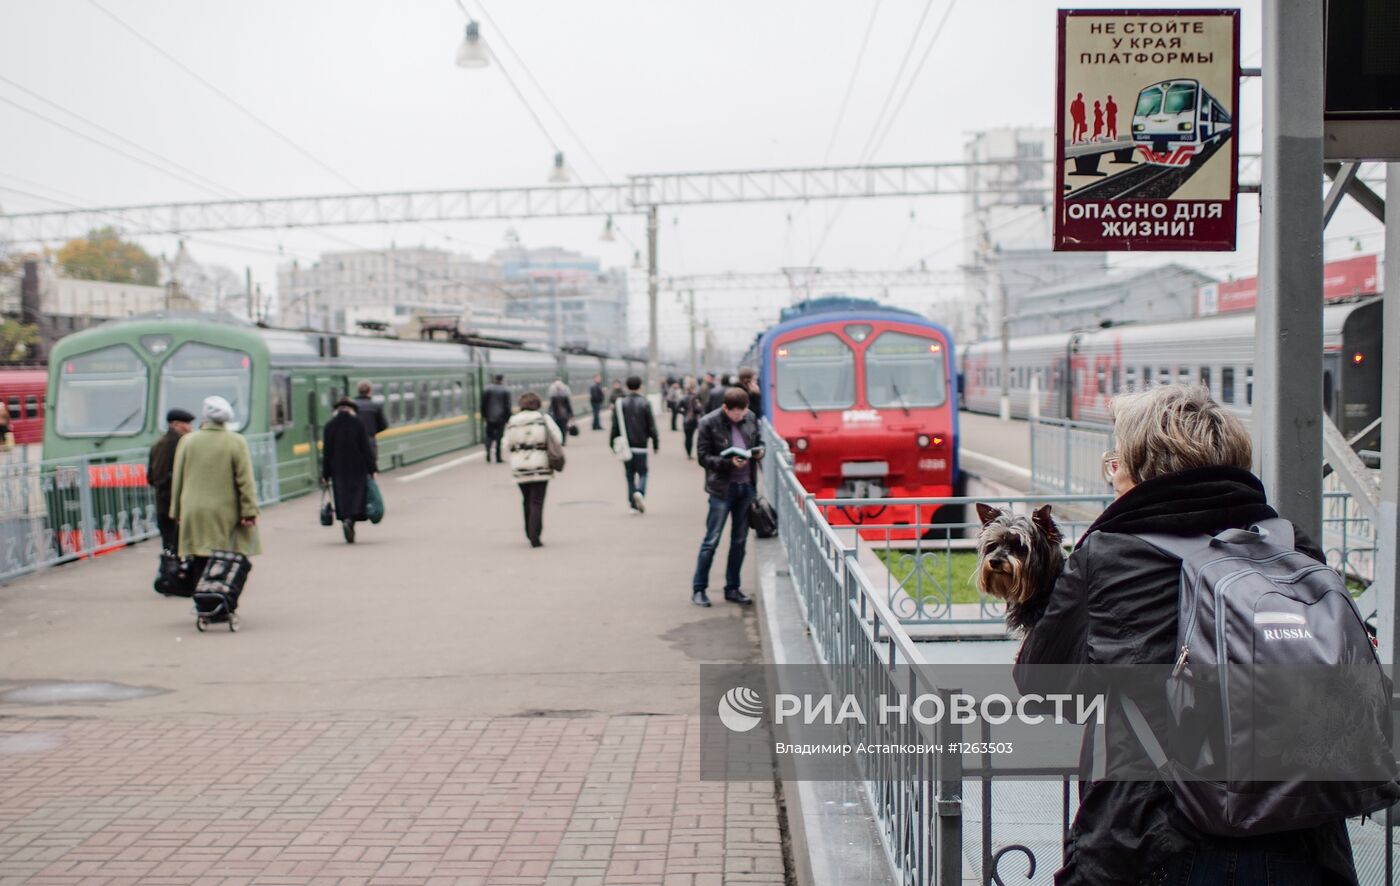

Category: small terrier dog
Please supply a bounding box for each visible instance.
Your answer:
[975,503,1065,632]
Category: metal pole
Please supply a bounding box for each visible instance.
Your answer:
[998,269,1010,421]
[646,204,659,397]
[244,266,253,321]
[1376,165,1400,667]
[1255,0,1325,544]
[687,289,698,379]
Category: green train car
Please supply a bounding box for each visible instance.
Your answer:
[43,313,657,500]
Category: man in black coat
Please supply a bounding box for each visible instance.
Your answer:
[691,387,762,608]
[705,374,729,413]
[147,408,194,551]
[589,374,605,430]
[481,374,512,463]
[352,380,388,459]
[610,376,659,513]
[321,398,377,543]
[1013,385,1367,885]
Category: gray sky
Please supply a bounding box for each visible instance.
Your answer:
[0,0,1386,356]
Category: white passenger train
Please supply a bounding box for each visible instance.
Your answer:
[960,297,1383,447]
[1132,78,1233,166]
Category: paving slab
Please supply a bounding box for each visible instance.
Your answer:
[0,423,787,885]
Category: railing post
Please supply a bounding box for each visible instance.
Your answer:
[935,687,962,885]
[1029,418,1038,490]
[1062,422,1072,496]
[77,457,96,555]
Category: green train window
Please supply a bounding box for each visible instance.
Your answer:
[865,331,947,409]
[55,344,148,437]
[158,343,252,431]
[270,372,292,427]
[388,382,401,423]
[419,381,429,420]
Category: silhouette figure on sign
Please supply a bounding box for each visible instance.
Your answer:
[1092,101,1104,141]
[1105,95,1119,140]
[1070,93,1087,143]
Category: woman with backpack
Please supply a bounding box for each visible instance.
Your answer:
[505,391,563,548]
[1013,384,1371,885]
[546,378,573,445]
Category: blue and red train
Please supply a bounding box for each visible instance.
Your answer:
[745,297,960,537]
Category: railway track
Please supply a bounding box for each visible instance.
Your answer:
[1065,137,1229,201]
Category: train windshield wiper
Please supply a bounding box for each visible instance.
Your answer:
[794,386,819,419]
[92,407,142,448]
[890,382,911,417]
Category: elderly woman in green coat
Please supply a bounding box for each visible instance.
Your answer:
[170,396,260,590]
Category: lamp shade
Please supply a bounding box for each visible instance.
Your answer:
[455,22,490,69]
[548,151,570,184]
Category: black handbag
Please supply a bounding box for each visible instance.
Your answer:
[153,549,192,597]
[567,421,579,437]
[319,487,334,526]
[749,495,778,538]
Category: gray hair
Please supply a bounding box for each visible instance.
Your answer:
[1110,384,1251,484]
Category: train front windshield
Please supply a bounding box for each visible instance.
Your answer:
[56,344,149,438]
[1135,86,1164,116]
[865,331,947,408]
[1163,83,1197,115]
[775,333,856,411]
[158,342,252,431]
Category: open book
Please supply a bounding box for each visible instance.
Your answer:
[720,445,763,460]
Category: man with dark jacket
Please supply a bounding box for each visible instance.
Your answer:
[148,408,194,551]
[610,375,659,513]
[705,374,729,413]
[352,380,388,459]
[321,398,377,544]
[1013,384,1367,884]
[481,374,512,463]
[691,387,763,607]
[588,374,605,430]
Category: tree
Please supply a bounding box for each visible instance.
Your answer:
[56,227,158,286]
[0,319,40,362]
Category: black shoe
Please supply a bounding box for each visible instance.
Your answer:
[724,590,753,606]
[692,590,711,607]
[530,539,543,548]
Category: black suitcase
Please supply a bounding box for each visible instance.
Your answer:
[192,550,252,632]
[153,549,193,597]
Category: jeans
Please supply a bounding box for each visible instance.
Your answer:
[1142,845,1327,886]
[591,403,603,430]
[156,504,178,552]
[519,480,547,544]
[626,453,649,505]
[692,481,755,593]
[485,421,506,462]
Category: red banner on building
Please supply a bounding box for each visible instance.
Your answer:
[1195,254,1381,315]
[1055,9,1240,252]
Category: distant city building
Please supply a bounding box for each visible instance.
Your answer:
[1007,263,1214,337]
[492,244,629,354]
[276,247,504,332]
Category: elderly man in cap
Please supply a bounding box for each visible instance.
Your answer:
[148,407,195,552]
[170,396,261,606]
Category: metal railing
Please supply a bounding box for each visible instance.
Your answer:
[1029,417,1115,496]
[0,433,280,583]
[759,421,1079,884]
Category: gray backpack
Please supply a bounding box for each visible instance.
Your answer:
[1124,518,1399,836]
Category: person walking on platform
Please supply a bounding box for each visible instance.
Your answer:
[737,366,762,418]
[691,387,763,607]
[505,391,563,548]
[706,374,729,413]
[169,396,260,615]
[547,378,574,445]
[611,375,659,513]
[698,372,716,414]
[481,374,512,463]
[148,408,194,552]
[321,398,378,544]
[352,380,388,459]
[666,378,683,431]
[608,378,625,406]
[589,374,605,430]
[681,378,703,460]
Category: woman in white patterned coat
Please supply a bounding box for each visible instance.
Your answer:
[505,391,563,547]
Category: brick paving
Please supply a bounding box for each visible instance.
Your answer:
[0,715,784,885]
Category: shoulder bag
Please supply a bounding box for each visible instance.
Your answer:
[611,397,633,462]
[543,416,566,472]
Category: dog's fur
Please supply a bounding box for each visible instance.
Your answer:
[974,503,1065,632]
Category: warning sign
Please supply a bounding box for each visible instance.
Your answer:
[1054,9,1240,252]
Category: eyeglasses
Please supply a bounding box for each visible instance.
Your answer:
[1101,450,1121,484]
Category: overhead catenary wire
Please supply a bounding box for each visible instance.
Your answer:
[822,0,883,162]
[861,0,958,162]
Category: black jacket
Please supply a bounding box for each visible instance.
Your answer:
[705,385,725,413]
[1013,466,1357,885]
[147,429,182,512]
[548,390,573,428]
[695,408,761,497]
[481,384,512,425]
[352,396,388,447]
[609,393,658,452]
[589,382,605,406]
[322,411,377,521]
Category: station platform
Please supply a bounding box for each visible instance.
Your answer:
[0,423,786,885]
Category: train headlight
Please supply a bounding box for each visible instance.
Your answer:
[1133,124,1145,132]
[1353,351,1365,366]
[1179,122,1193,131]
[792,437,810,452]
[916,434,931,448]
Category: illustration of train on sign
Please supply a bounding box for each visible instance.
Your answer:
[1131,77,1233,166]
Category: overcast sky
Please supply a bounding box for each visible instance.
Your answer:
[0,0,1386,356]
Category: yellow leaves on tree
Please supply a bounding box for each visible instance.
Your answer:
[57,227,158,286]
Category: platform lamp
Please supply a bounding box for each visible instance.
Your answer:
[548,151,571,184]
[454,20,491,69]
[600,215,616,242]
